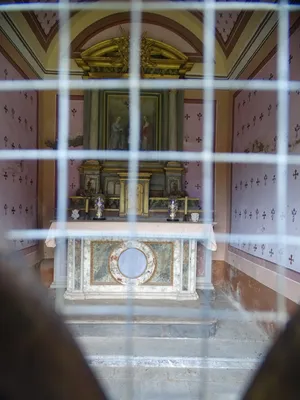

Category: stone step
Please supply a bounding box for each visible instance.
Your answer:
[75,336,269,360]
[98,377,246,400]
[91,363,254,400]
[67,319,217,338]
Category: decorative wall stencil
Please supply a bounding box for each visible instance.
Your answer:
[216,11,240,43]
[231,25,300,273]
[183,101,204,203]
[0,50,38,250]
[54,95,84,197]
[67,96,84,196]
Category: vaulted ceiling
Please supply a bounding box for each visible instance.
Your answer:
[17,0,252,57]
[4,0,280,79]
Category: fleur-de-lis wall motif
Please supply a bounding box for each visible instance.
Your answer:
[256,209,259,219]
[292,208,297,222]
[289,254,294,265]
[268,104,272,116]
[269,248,274,257]
[293,169,299,180]
[271,208,275,220]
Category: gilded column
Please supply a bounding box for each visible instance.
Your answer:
[168,89,177,151]
[89,91,99,149]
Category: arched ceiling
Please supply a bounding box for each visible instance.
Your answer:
[4,0,279,79]
[18,0,252,58]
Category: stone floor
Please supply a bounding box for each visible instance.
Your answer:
[60,290,272,400]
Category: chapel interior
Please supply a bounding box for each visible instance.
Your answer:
[1,1,300,341]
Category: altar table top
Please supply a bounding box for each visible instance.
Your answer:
[45,221,217,251]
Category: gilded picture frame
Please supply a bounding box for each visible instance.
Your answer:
[101,91,162,151]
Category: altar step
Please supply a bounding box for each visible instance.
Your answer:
[75,336,268,400]
[66,319,217,339]
[63,291,218,339]
[65,291,270,399]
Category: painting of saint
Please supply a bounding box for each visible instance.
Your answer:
[140,115,152,151]
[109,116,124,150]
[104,91,161,151]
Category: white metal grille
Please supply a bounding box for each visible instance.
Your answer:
[1,0,300,398]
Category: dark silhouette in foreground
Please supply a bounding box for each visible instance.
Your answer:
[0,250,108,400]
[243,311,300,399]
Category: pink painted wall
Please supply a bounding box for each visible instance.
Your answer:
[67,96,84,197]
[0,51,38,250]
[231,25,300,273]
[183,101,204,203]
[216,11,241,43]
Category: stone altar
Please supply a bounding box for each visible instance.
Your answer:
[45,221,217,300]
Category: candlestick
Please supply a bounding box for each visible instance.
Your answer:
[85,198,89,213]
[184,196,188,215]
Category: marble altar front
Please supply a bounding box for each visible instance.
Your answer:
[45,221,217,300]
